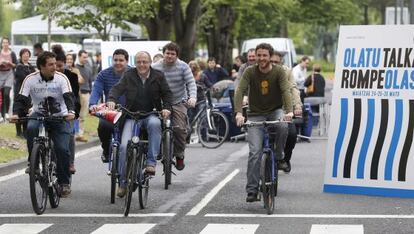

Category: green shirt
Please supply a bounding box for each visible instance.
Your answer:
[234,64,293,115]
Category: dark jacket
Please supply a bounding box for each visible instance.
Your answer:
[64,69,81,118]
[108,67,173,112]
[304,73,325,97]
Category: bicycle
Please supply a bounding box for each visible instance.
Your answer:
[187,90,229,149]
[19,116,64,215]
[117,105,158,217]
[90,106,122,204]
[243,120,284,215]
[161,117,173,190]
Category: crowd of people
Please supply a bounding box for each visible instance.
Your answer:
[3,37,326,203]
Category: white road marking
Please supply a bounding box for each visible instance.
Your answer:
[0,213,175,218]
[0,223,52,234]
[91,223,156,234]
[205,213,414,219]
[310,224,364,234]
[200,224,259,234]
[0,146,100,183]
[186,169,240,216]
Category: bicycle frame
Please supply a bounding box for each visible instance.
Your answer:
[261,127,276,187]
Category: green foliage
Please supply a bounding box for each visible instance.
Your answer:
[0,1,21,38]
[55,0,154,41]
[0,123,27,163]
[310,59,336,73]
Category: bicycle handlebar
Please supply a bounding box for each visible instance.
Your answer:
[116,104,160,120]
[242,119,290,128]
[15,116,66,123]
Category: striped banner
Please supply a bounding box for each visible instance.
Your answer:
[324,25,414,198]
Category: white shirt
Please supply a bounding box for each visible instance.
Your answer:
[292,64,307,90]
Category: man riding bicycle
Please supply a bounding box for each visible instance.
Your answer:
[234,43,294,202]
[10,51,76,197]
[107,51,173,198]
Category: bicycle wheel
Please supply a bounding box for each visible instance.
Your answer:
[110,144,119,204]
[162,129,173,189]
[124,146,137,217]
[197,111,229,149]
[48,142,60,208]
[260,152,275,215]
[29,143,48,215]
[138,149,149,209]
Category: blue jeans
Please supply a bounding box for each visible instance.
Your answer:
[119,115,161,187]
[245,109,288,194]
[26,112,72,185]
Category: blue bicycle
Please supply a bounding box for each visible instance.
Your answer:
[243,120,283,215]
[116,105,159,217]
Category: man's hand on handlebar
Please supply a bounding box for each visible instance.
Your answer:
[187,97,196,108]
[284,112,294,121]
[8,114,19,123]
[161,109,171,119]
[66,113,75,121]
[294,105,302,117]
[235,112,245,127]
[107,101,116,110]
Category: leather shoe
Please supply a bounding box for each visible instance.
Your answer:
[145,165,156,175]
[246,193,258,202]
[117,187,126,198]
[101,154,110,163]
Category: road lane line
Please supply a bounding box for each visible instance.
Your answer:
[91,223,156,234]
[0,146,100,183]
[310,224,364,234]
[205,213,414,219]
[0,213,175,218]
[200,224,259,234]
[186,169,240,216]
[0,223,52,234]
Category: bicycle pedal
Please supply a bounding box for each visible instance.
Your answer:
[107,171,112,176]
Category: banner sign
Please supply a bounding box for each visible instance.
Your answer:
[324,25,414,198]
[101,41,170,69]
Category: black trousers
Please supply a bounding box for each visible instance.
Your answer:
[98,118,114,156]
[284,122,297,162]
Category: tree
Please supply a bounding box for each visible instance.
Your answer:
[36,0,65,50]
[55,0,152,41]
[172,0,201,62]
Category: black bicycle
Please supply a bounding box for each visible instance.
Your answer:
[243,120,284,215]
[19,116,63,215]
[187,90,229,149]
[117,105,158,217]
[161,117,174,190]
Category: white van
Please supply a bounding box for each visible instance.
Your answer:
[241,37,297,68]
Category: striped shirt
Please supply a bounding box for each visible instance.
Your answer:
[152,58,196,104]
[19,71,72,116]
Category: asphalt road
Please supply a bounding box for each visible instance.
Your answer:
[1,139,414,234]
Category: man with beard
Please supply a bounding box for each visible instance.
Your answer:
[234,43,293,203]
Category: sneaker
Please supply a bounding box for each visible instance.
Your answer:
[246,193,259,202]
[24,166,30,174]
[283,161,291,173]
[101,154,110,163]
[175,157,185,171]
[0,117,4,123]
[117,187,126,198]
[60,184,71,198]
[69,163,76,174]
[145,165,156,175]
[277,160,288,171]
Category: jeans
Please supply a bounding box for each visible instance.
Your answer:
[172,103,188,158]
[245,109,288,194]
[26,112,72,185]
[119,115,161,187]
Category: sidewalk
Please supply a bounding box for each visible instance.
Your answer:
[0,137,100,177]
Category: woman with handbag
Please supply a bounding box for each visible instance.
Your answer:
[304,63,325,98]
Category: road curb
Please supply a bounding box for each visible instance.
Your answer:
[0,138,100,177]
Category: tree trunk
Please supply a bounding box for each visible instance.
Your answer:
[214,5,236,72]
[143,0,173,40]
[172,0,201,62]
[47,16,52,51]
